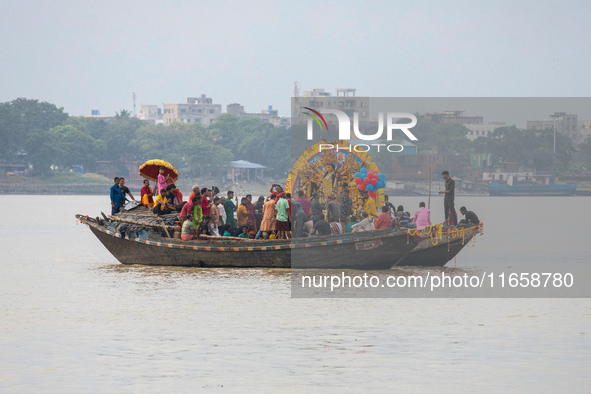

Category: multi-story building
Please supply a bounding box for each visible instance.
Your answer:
[226,104,288,127]
[162,95,222,125]
[421,110,483,125]
[465,122,506,141]
[527,112,581,144]
[579,120,591,142]
[137,105,162,125]
[292,88,371,129]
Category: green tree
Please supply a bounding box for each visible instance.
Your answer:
[25,129,63,175]
[0,98,68,157]
[50,125,106,170]
[115,109,132,118]
[411,118,471,155]
[102,116,145,162]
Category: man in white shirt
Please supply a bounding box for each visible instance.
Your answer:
[351,212,375,233]
[218,196,227,235]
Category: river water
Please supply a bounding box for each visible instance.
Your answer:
[0,195,589,392]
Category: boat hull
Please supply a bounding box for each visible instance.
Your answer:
[81,216,419,270]
[396,228,478,267]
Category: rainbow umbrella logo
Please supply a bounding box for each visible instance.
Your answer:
[302,107,329,131]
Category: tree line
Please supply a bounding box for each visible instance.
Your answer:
[0,98,291,177]
[1,98,590,178]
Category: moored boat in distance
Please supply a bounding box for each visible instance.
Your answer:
[489,182,577,196]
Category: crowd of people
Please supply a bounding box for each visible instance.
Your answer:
[110,167,481,241]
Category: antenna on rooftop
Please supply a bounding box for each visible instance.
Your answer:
[294,81,300,97]
[133,92,137,116]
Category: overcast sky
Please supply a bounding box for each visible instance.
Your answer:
[1,0,589,117]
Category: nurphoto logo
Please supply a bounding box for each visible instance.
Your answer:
[302,107,418,152]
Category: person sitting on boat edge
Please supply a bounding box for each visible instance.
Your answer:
[302,215,314,237]
[345,215,357,233]
[383,194,396,216]
[172,183,183,204]
[458,206,480,227]
[153,188,172,216]
[238,225,250,239]
[208,214,219,236]
[141,179,154,208]
[310,213,331,236]
[375,206,392,230]
[397,206,411,227]
[165,184,178,209]
[351,212,375,233]
[181,213,196,240]
[167,184,184,211]
[412,202,432,231]
[198,215,211,236]
[110,177,124,215]
[223,224,233,237]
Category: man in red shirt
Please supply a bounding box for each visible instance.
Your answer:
[188,185,200,203]
[171,183,183,203]
[375,206,392,230]
[200,188,211,216]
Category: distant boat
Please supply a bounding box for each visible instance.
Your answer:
[489,182,576,196]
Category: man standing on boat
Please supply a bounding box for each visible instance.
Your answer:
[326,195,341,223]
[295,190,311,216]
[439,171,457,226]
[224,191,238,230]
[361,190,378,220]
[275,192,290,239]
[110,177,124,215]
[310,192,323,224]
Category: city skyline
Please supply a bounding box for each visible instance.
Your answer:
[1,0,590,117]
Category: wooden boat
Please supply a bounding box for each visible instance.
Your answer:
[76,213,420,270]
[396,224,482,267]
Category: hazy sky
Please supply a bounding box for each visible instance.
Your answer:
[1,0,589,117]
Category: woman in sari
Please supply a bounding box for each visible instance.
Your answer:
[141,179,154,208]
[260,196,277,239]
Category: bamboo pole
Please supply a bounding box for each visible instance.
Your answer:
[199,234,255,242]
[428,167,432,209]
[108,215,177,232]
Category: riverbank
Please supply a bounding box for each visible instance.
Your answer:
[0,173,112,195]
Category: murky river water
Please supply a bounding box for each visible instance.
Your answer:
[0,195,589,391]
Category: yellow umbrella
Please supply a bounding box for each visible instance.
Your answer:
[138,159,179,182]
